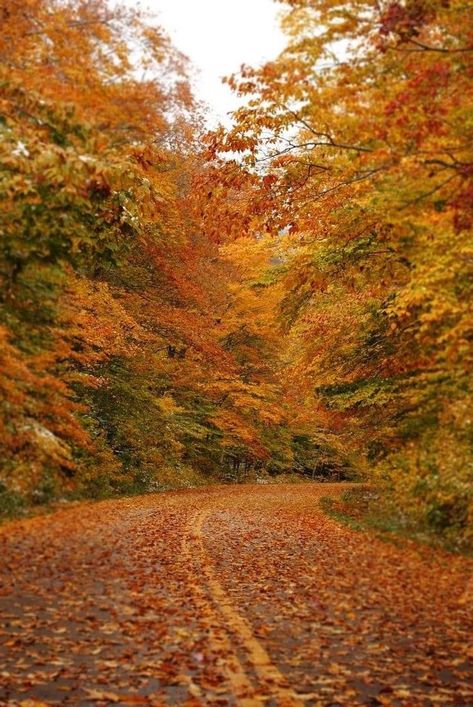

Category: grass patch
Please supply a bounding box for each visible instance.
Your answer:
[320,487,377,532]
[0,485,26,520]
[320,486,472,556]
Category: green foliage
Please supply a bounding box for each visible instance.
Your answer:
[0,483,26,519]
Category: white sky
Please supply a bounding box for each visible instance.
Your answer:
[135,0,286,126]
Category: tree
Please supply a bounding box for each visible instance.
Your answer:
[1,0,311,509]
[214,0,473,544]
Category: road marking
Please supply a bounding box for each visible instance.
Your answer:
[192,508,305,706]
[181,512,258,705]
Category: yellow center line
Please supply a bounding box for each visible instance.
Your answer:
[192,508,305,707]
[181,511,258,704]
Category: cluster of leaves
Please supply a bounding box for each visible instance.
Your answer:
[212,0,473,546]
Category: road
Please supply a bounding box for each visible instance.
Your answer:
[1,483,472,705]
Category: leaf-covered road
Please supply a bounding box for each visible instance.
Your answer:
[1,484,472,705]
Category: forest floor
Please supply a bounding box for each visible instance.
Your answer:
[1,483,472,706]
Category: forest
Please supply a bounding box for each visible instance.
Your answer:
[1,0,472,550]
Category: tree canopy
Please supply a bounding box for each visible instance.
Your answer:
[1,0,471,546]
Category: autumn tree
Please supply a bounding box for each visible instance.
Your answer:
[214,0,473,544]
[0,0,215,504]
[1,0,312,512]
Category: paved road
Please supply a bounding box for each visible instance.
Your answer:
[0,484,472,705]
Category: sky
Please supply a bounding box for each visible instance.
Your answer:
[137,0,286,126]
